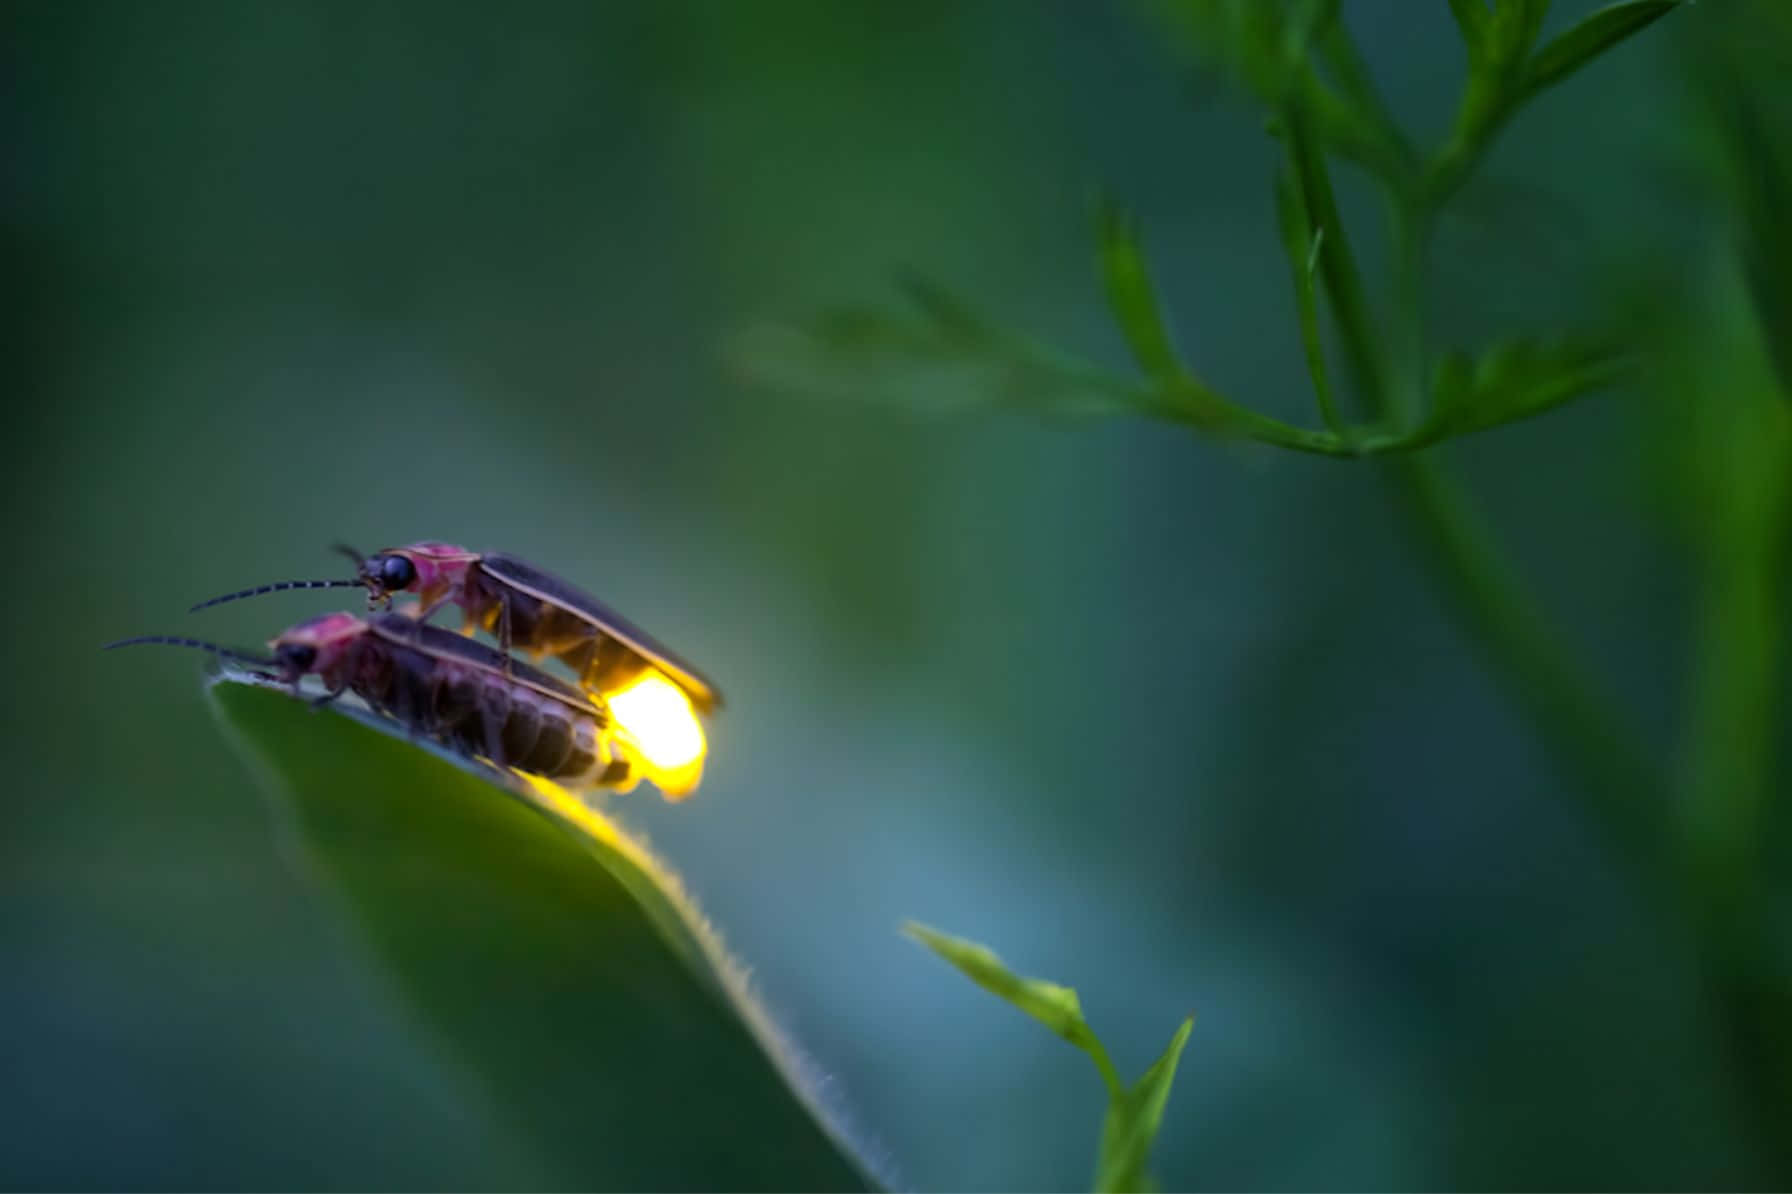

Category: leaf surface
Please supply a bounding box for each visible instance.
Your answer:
[212,678,878,1192]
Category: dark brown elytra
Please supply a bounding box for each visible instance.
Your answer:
[190,541,721,713]
[109,611,635,792]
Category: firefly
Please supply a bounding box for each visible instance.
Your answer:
[109,611,702,799]
[188,543,717,795]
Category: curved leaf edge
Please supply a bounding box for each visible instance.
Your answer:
[207,670,897,1192]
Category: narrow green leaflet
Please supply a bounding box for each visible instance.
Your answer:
[1094,1019,1195,1194]
[902,922,1119,1084]
[1097,199,1184,384]
[212,678,879,1192]
[1520,2,1683,103]
[904,922,1193,1192]
[1415,336,1633,446]
[728,285,1146,419]
[897,274,993,343]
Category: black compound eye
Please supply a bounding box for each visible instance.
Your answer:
[378,555,417,590]
[277,643,318,672]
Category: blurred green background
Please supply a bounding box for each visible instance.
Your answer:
[6,1,1787,1188]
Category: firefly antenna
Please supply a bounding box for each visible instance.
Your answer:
[187,578,363,613]
[332,542,366,566]
[104,634,277,670]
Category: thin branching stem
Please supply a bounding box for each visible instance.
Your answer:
[1674,352,1792,1180]
[1284,104,1389,411]
[1383,454,1671,861]
[1280,54,1671,878]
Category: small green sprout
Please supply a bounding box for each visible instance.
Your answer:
[904,922,1193,1193]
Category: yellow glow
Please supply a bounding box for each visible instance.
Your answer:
[606,673,707,796]
[514,771,634,851]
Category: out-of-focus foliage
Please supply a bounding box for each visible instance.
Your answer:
[1640,8,1792,1167]
[1689,1,1792,400]
[1419,335,1631,445]
[728,278,1154,421]
[905,923,1192,1193]
[739,2,1681,461]
[739,0,1792,1186]
[1431,1,1683,198]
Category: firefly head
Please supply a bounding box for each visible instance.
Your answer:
[353,550,420,604]
[269,612,367,682]
[346,542,477,609]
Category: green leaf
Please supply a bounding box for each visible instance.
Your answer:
[1520,1,1682,101]
[728,287,1147,419]
[904,923,1193,1192]
[1097,198,1184,383]
[1416,335,1632,445]
[896,273,992,342]
[1094,1019,1195,1194]
[902,922,1120,1091]
[212,677,879,1192]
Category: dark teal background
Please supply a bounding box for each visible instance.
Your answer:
[5,2,1782,1188]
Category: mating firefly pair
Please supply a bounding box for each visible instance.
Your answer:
[109,542,719,800]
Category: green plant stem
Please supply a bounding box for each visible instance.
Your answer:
[1387,204,1431,427]
[1426,87,1519,208]
[1289,94,1670,876]
[1317,18,1418,192]
[1290,30,1786,1173]
[1382,455,1670,863]
[1425,9,1531,208]
[1405,64,1792,1178]
[1678,397,1792,1183]
[1284,104,1389,409]
[1680,474,1790,899]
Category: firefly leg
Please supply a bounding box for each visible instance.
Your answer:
[560,635,597,690]
[411,593,448,623]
